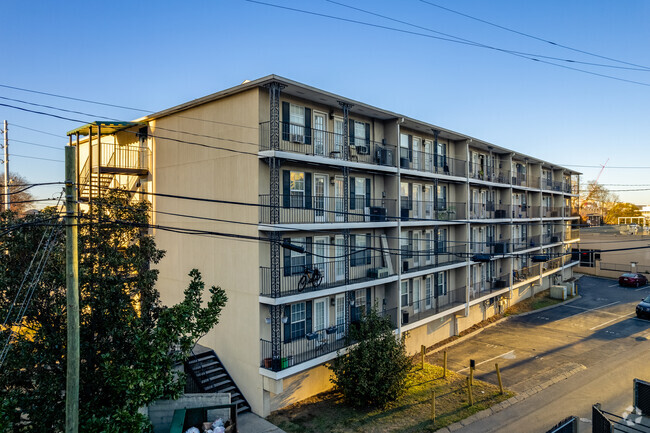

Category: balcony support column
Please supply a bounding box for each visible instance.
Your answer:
[432,129,439,172]
[266,81,286,371]
[97,123,102,200]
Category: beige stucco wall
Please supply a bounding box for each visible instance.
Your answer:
[149,87,265,415]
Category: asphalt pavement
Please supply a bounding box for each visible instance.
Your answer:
[430,275,650,433]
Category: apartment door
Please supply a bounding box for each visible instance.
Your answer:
[413,137,421,170]
[413,231,420,268]
[414,184,422,219]
[314,236,329,283]
[425,186,434,219]
[334,176,344,222]
[425,276,432,310]
[313,111,327,156]
[334,118,344,155]
[335,235,345,281]
[313,297,329,332]
[424,139,433,172]
[413,278,421,313]
[335,293,345,339]
[480,190,487,218]
[314,174,328,222]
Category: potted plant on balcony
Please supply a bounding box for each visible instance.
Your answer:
[326,325,337,335]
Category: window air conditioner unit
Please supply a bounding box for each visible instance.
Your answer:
[290,133,305,144]
[368,267,390,279]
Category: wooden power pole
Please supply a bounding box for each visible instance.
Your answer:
[65,146,79,433]
[2,120,8,211]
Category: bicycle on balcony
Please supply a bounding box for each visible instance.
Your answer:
[297,266,323,292]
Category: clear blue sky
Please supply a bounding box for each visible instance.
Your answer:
[2,0,649,206]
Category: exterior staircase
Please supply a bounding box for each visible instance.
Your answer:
[185,350,251,415]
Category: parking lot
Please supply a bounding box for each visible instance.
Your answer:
[428,275,650,432]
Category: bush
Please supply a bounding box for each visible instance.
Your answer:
[328,306,412,408]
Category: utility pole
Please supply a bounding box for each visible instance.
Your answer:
[64,146,79,433]
[2,120,8,212]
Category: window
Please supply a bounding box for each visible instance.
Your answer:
[334,118,344,154]
[351,234,367,267]
[437,184,447,209]
[401,280,409,307]
[290,104,305,139]
[400,182,411,211]
[425,276,432,309]
[291,237,306,272]
[436,228,447,253]
[354,121,368,154]
[413,232,420,266]
[400,133,409,163]
[290,171,305,207]
[290,302,306,340]
[436,272,447,296]
[355,177,365,210]
[355,289,367,313]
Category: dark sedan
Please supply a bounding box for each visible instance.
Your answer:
[637,295,650,320]
[619,273,648,288]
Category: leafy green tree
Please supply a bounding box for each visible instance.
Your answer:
[328,307,412,408]
[0,190,227,432]
[604,202,642,225]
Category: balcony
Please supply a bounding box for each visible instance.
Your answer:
[541,207,564,218]
[468,166,511,185]
[510,204,538,219]
[259,195,397,225]
[401,286,466,326]
[541,232,562,245]
[542,179,554,191]
[565,229,580,241]
[402,244,467,274]
[401,200,466,221]
[399,148,466,178]
[259,122,397,168]
[260,307,398,372]
[468,274,510,301]
[511,237,530,252]
[513,263,541,283]
[260,254,394,298]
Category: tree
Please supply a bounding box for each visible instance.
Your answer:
[0,172,35,215]
[603,202,642,225]
[0,190,227,432]
[579,180,619,223]
[328,307,412,408]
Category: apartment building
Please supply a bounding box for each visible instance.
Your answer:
[66,75,581,417]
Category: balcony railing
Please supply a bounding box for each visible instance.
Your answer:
[260,307,398,372]
[403,244,467,273]
[401,286,466,325]
[259,122,397,167]
[400,200,467,221]
[514,263,541,283]
[468,166,510,184]
[542,179,554,191]
[260,254,393,298]
[469,274,510,300]
[511,173,528,187]
[259,195,397,224]
[552,180,564,192]
[511,237,530,251]
[400,150,466,178]
[541,207,564,218]
[511,204,534,219]
[566,229,580,240]
[91,141,149,172]
[541,233,562,244]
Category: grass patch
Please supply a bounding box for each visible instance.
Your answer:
[503,289,571,316]
[267,364,513,433]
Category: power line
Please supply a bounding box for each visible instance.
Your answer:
[246,0,650,88]
[417,0,650,72]
[11,123,65,138]
[327,0,648,72]
[12,154,64,163]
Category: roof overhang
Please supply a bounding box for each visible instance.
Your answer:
[67,121,144,137]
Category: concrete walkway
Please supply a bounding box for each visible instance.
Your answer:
[238,412,285,433]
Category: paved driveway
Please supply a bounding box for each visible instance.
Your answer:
[429,275,650,432]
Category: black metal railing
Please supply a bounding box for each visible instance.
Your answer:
[469,274,509,301]
[469,201,495,219]
[260,254,393,298]
[542,178,554,191]
[542,207,564,218]
[552,180,564,192]
[511,237,529,251]
[402,244,467,273]
[511,173,528,187]
[511,204,531,219]
[259,122,397,167]
[259,194,397,224]
[513,263,541,283]
[260,308,399,371]
[565,229,580,240]
[91,141,149,171]
[400,200,466,221]
[401,286,466,325]
[400,150,466,178]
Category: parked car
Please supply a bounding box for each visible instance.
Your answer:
[636,295,650,320]
[619,273,648,288]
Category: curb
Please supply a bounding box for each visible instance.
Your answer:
[426,295,582,357]
[432,364,587,433]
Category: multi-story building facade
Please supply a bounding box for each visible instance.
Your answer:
[66,75,580,417]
